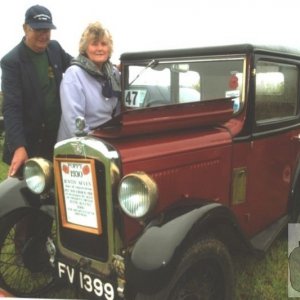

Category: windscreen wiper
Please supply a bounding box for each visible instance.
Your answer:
[129,59,159,86]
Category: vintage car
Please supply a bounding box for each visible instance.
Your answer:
[0,44,300,299]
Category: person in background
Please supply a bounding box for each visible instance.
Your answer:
[57,21,121,141]
[1,4,72,177]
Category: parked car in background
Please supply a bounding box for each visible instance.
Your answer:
[0,44,300,299]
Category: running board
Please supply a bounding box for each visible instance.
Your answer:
[250,215,289,252]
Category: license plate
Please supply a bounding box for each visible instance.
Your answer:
[57,261,116,299]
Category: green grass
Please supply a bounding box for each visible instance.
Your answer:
[235,233,288,300]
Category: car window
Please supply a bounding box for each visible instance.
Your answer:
[124,57,245,111]
[255,61,298,123]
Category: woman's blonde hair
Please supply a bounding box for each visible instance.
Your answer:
[79,22,113,56]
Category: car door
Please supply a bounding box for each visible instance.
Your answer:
[246,57,300,236]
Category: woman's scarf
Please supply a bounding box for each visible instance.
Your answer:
[71,54,121,98]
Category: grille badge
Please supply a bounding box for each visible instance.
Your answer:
[70,141,85,155]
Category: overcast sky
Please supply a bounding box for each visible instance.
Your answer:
[0,0,299,64]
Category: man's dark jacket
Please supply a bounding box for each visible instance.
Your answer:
[1,39,72,164]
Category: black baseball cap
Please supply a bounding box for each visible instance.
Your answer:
[25,5,56,30]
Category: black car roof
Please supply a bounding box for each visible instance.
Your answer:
[121,43,300,61]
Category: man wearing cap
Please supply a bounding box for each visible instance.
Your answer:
[1,4,72,176]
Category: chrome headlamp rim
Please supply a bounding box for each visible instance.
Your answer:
[24,157,53,194]
[118,171,158,219]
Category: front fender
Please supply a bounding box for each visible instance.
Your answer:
[126,202,241,294]
[0,176,41,218]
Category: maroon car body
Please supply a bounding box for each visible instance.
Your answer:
[1,44,299,299]
[53,44,300,299]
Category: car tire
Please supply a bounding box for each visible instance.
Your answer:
[0,207,56,297]
[135,236,234,300]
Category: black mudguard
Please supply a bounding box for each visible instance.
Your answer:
[126,202,243,294]
[0,176,41,218]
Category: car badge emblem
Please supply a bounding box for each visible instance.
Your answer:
[70,141,85,155]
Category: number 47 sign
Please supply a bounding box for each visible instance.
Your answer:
[125,89,147,108]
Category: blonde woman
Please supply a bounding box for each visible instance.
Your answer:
[58,22,121,141]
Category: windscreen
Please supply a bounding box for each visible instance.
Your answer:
[124,56,246,112]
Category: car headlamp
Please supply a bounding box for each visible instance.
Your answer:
[24,158,53,194]
[118,172,158,219]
